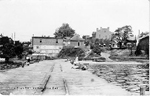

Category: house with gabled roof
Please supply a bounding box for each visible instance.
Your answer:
[63,34,85,47]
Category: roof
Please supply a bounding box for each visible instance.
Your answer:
[70,34,84,41]
[32,36,63,39]
[64,37,71,40]
[139,33,149,40]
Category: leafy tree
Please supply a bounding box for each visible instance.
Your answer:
[92,45,101,55]
[94,38,100,45]
[82,36,86,39]
[54,23,75,38]
[92,38,101,55]
[112,25,133,48]
[103,39,111,47]
[121,25,133,43]
[22,42,33,55]
[114,28,123,48]
[84,40,90,46]
[1,43,16,62]
[0,36,24,62]
[83,36,91,46]
[14,41,24,59]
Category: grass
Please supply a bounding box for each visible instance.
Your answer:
[109,49,148,62]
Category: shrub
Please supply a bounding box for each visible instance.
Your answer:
[92,45,102,55]
[57,46,85,58]
[83,51,101,60]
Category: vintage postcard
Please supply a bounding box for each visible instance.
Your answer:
[0,0,149,95]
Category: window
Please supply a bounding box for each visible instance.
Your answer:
[78,42,80,46]
[40,39,42,43]
[56,39,58,43]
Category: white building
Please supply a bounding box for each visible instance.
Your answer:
[32,36,63,56]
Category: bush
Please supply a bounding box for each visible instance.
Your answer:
[57,46,85,58]
[94,57,106,62]
[83,51,101,60]
[92,45,102,55]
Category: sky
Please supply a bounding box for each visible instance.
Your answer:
[0,0,149,42]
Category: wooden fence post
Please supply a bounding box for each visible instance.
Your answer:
[140,86,145,96]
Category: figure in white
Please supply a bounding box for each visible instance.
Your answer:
[74,56,79,66]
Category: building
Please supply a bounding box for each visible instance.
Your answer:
[82,35,90,39]
[135,33,149,56]
[63,34,85,47]
[92,27,113,40]
[32,36,63,56]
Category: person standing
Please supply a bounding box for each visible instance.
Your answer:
[26,56,30,66]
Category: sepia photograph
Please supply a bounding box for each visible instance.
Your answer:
[0,0,149,95]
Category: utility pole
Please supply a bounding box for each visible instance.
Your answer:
[11,33,13,41]
[14,32,15,41]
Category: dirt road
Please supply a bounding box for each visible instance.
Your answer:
[0,59,141,95]
[0,60,55,95]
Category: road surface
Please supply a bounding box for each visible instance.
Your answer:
[0,59,140,96]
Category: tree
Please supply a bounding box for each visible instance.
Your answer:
[113,25,133,48]
[82,36,86,39]
[103,39,111,47]
[0,36,14,62]
[1,43,16,62]
[0,36,24,62]
[84,40,90,46]
[92,38,101,55]
[121,25,133,43]
[114,28,123,48]
[14,41,24,59]
[94,38,100,45]
[54,23,75,38]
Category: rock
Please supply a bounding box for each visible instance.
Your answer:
[126,81,140,85]
[126,85,138,90]
[142,80,149,84]
[116,79,126,83]
[92,70,97,74]
[106,72,113,75]
[115,83,122,86]
[94,57,106,62]
[81,65,87,70]
[132,79,140,82]
[122,86,129,89]
[91,79,94,82]
[117,72,126,76]
[97,74,102,77]
[128,87,140,92]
